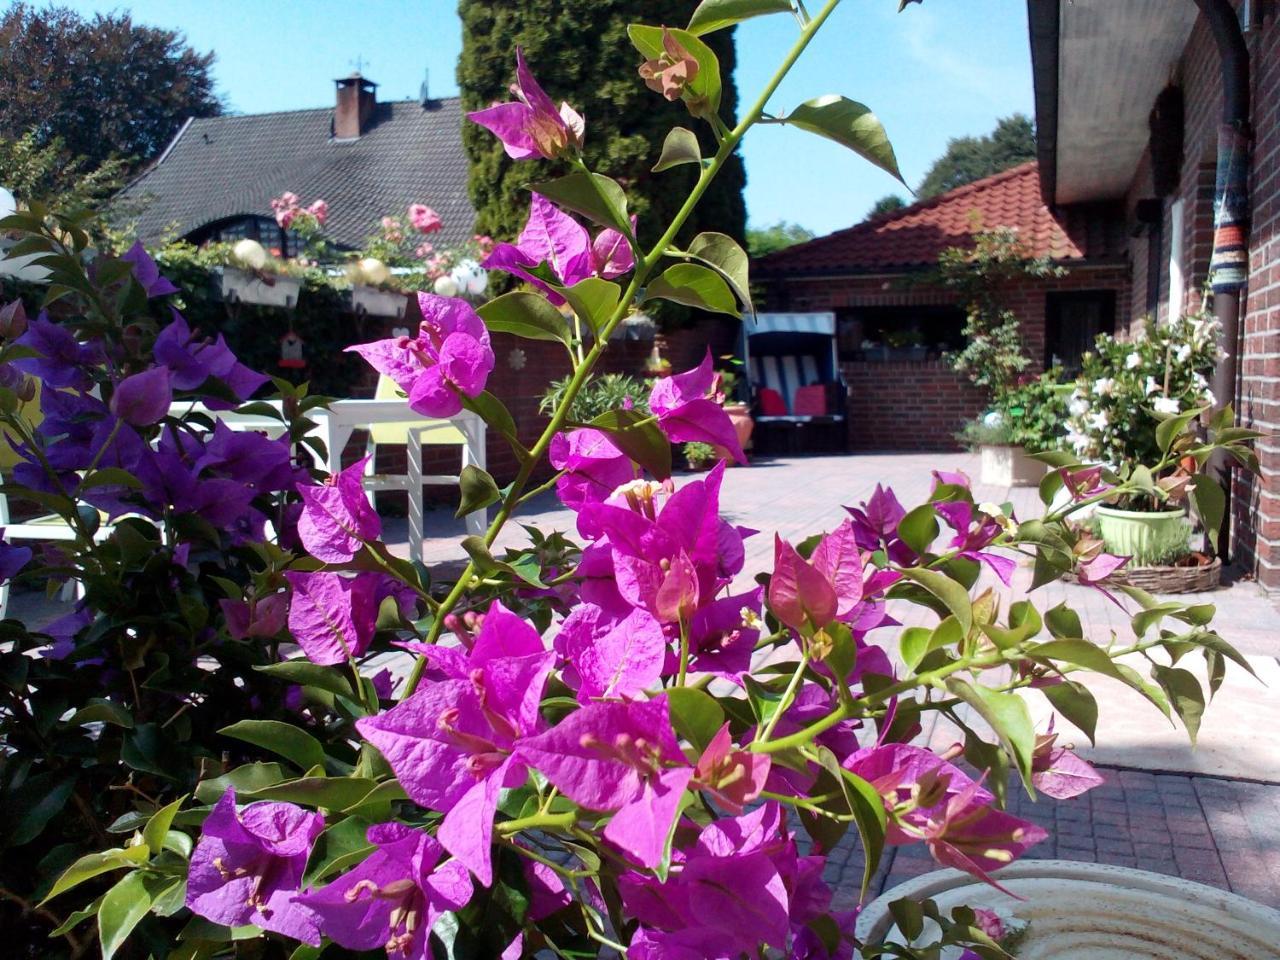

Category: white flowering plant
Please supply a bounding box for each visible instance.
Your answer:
[1064,310,1221,467]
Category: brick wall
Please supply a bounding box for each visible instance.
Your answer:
[841,360,984,451]
[1114,3,1280,589]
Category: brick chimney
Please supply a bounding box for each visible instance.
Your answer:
[334,72,378,140]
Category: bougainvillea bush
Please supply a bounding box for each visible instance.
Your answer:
[0,3,1260,959]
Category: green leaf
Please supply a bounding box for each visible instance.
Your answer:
[142,795,187,857]
[68,697,134,728]
[6,770,75,847]
[652,127,703,172]
[897,504,939,556]
[303,817,375,887]
[39,846,150,905]
[79,467,144,491]
[194,762,289,804]
[685,232,752,313]
[946,678,1035,788]
[459,391,524,457]
[1045,602,1083,640]
[456,464,500,518]
[627,25,722,117]
[238,776,378,810]
[1027,638,1129,683]
[1156,407,1201,453]
[687,0,793,34]
[1042,680,1099,745]
[898,626,933,672]
[588,408,673,479]
[1189,474,1226,551]
[528,170,631,236]
[477,291,573,345]
[219,720,327,772]
[781,95,904,183]
[49,894,103,937]
[896,567,972,634]
[254,661,353,699]
[813,747,886,900]
[460,536,547,588]
[1152,665,1205,744]
[99,871,153,960]
[666,687,725,754]
[643,262,740,317]
[560,277,621,336]
[1038,467,1065,507]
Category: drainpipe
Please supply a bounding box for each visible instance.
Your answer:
[1192,0,1251,559]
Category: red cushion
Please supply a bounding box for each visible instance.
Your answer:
[793,385,828,417]
[758,387,788,415]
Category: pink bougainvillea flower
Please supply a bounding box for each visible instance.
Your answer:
[152,312,269,409]
[620,803,803,956]
[591,222,636,279]
[467,48,585,161]
[284,570,386,665]
[121,241,180,298]
[296,822,473,960]
[922,776,1049,890]
[1031,719,1105,799]
[769,535,838,632]
[185,789,324,944]
[348,294,494,418]
[518,696,694,868]
[847,483,917,566]
[683,587,762,678]
[648,351,745,463]
[296,454,381,562]
[935,500,1018,586]
[1077,551,1129,586]
[109,365,172,426]
[694,723,770,814]
[483,195,636,303]
[549,427,636,511]
[357,602,553,886]
[219,592,288,641]
[555,602,666,703]
[577,465,746,629]
[1059,464,1111,500]
[638,28,701,102]
[932,468,972,490]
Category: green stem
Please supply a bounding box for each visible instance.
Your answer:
[757,650,810,743]
[400,0,844,700]
[497,809,577,835]
[676,617,691,686]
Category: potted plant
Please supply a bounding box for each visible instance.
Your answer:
[1063,308,1230,589]
[959,371,1067,486]
[717,357,755,460]
[884,326,926,360]
[683,440,718,470]
[214,237,304,308]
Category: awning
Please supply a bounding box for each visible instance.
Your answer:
[746,312,836,336]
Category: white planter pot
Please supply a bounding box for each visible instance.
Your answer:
[217,267,301,309]
[856,860,1280,959]
[349,285,408,318]
[979,444,1044,487]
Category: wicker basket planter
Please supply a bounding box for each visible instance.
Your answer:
[1110,555,1222,592]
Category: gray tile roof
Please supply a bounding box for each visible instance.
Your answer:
[118,97,476,251]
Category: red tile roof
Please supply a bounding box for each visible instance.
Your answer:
[755,162,1121,276]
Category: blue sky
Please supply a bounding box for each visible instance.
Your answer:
[58,0,1033,236]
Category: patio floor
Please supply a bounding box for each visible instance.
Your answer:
[11,451,1280,909]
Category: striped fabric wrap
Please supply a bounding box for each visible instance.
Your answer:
[1210,122,1251,294]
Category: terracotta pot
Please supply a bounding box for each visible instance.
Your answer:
[856,860,1280,958]
[724,403,755,451]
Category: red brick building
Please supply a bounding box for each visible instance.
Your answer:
[1025,0,1280,587]
[755,162,1129,450]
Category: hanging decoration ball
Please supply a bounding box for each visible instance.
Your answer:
[451,258,489,297]
[358,257,390,286]
[231,239,268,271]
[433,273,460,298]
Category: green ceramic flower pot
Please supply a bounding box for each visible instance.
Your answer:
[1095,505,1188,564]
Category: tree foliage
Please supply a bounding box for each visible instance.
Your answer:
[458,0,747,252]
[0,4,221,173]
[746,220,815,258]
[0,132,128,211]
[917,114,1035,199]
[867,193,907,218]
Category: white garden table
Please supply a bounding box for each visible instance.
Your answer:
[169,398,488,561]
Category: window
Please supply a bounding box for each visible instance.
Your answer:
[1046,291,1116,375]
[835,305,966,361]
[198,216,302,258]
